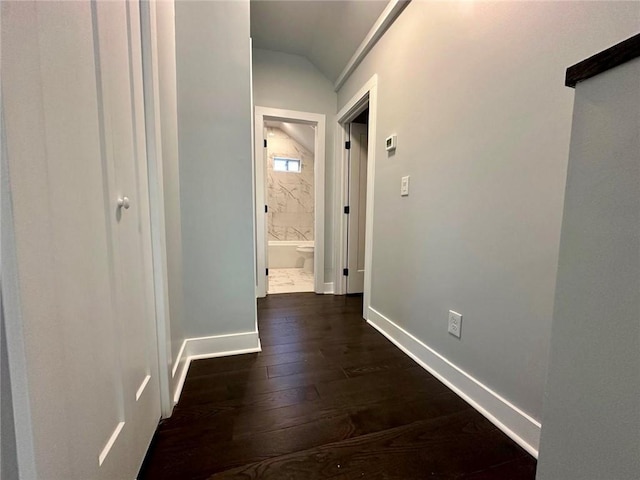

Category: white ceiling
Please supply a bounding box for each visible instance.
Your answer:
[265,120,315,153]
[251,0,389,83]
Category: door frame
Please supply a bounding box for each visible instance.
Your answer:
[1,43,39,478]
[254,106,326,298]
[334,75,378,318]
[139,0,173,418]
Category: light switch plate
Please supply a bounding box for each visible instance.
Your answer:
[401,176,410,196]
[448,310,462,338]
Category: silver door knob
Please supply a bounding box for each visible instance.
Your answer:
[117,196,131,209]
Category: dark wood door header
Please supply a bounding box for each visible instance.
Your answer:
[566,33,640,88]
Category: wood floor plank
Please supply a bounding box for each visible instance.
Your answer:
[206,410,527,480]
[188,350,327,377]
[226,367,347,399]
[185,363,267,382]
[139,293,535,480]
[258,326,379,348]
[173,384,319,419]
[314,365,447,401]
[460,456,537,479]
[267,358,342,379]
[229,389,468,441]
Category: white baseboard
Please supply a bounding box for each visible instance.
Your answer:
[323,282,334,294]
[171,339,187,378]
[172,331,261,405]
[367,307,541,458]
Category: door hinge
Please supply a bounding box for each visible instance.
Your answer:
[345,141,351,150]
[266,268,269,276]
[343,268,349,276]
[264,139,267,148]
[265,204,268,213]
[344,206,350,214]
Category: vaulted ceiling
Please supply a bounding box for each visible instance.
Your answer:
[250,0,389,83]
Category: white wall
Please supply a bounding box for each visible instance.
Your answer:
[537,57,640,479]
[253,48,337,283]
[337,0,640,450]
[176,1,257,337]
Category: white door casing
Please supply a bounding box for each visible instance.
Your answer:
[263,126,270,287]
[346,122,368,294]
[254,107,326,297]
[335,75,377,317]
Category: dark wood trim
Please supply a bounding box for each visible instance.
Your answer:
[566,33,640,88]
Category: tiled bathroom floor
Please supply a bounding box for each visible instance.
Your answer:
[268,268,314,294]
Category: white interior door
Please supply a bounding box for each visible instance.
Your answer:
[94,0,161,474]
[346,122,368,294]
[2,0,160,477]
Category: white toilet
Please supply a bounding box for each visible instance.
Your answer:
[296,244,314,273]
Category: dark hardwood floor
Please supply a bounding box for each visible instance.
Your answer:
[139,293,536,479]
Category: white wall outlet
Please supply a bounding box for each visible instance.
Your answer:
[401,175,410,196]
[448,310,462,338]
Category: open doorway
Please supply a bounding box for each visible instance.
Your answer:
[265,120,316,294]
[345,108,369,294]
[335,75,378,317]
[254,107,326,298]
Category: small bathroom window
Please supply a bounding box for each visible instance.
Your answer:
[273,157,301,173]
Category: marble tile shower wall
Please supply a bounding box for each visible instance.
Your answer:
[267,127,314,241]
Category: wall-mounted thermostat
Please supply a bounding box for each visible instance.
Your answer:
[385,134,397,152]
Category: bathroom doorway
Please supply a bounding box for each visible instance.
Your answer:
[254,107,326,297]
[265,120,315,294]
